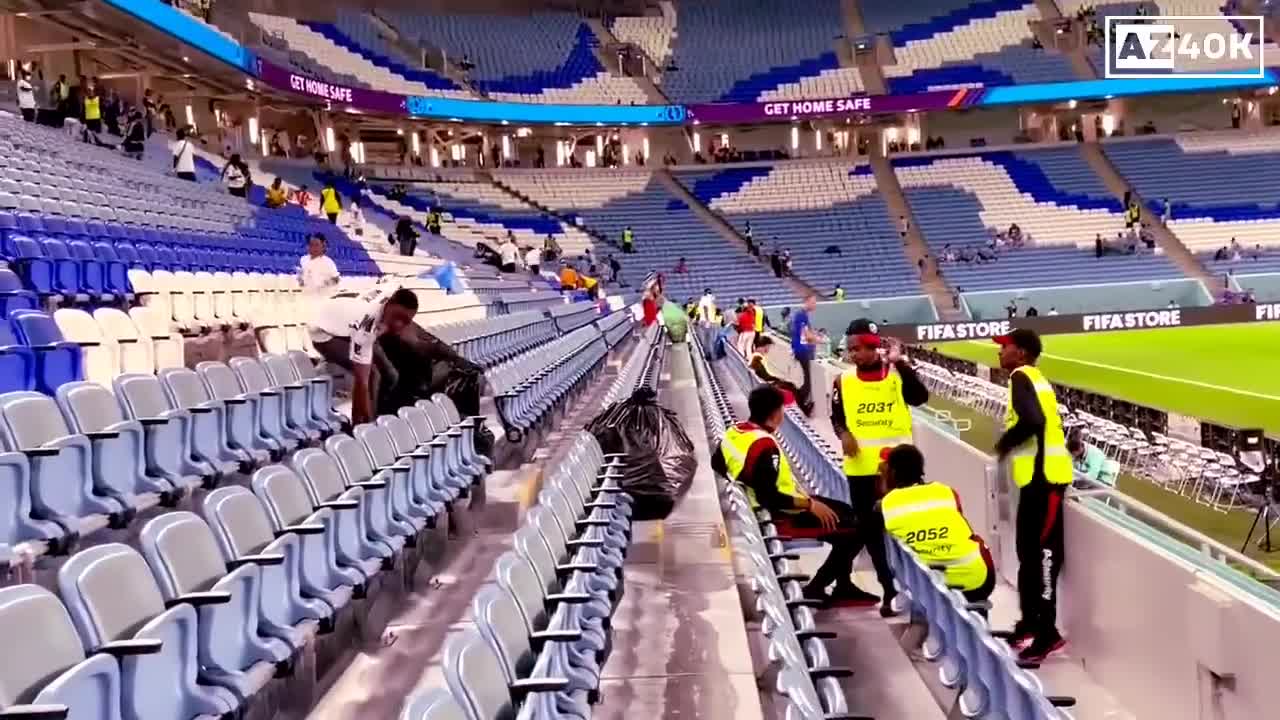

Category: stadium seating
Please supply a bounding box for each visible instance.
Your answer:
[660,0,853,103]
[379,11,649,104]
[678,162,923,299]
[609,1,677,69]
[496,170,796,305]
[1103,131,1280,274]
[893,147,1185,291]
[877,0,1078,93]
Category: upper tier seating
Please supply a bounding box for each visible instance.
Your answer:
[1104,131,1280,275]
[314,10,468,93]
[677,162,922,299]
[878,0,1077,93]
[249,12,473,98]
[894,147,1185,291]
[609,1,678,69]
[381,12,649,104]
[661,0,857,103]
[496,170,796,305]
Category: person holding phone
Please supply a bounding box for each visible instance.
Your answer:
[828,318,929,613]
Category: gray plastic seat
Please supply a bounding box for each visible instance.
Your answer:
[114,372,227,485]
[159,366,265,467]
[292,446,402,564]
[400,687,468,720]
[327,432,432,536]
[442,628,575,720]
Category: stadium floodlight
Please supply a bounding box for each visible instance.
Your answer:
[642,137,650,161]
[247,116,258,144]
[411,132,420,156]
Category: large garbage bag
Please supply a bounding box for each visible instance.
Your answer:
[660,301,689,342]
[586,387,697,520]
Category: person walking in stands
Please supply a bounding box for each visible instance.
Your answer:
[713,386,866,606]
[525,246,542,276]
[298,233,340,298]
[16,71,37,122]
[735,299,757,357]
[621,225,634,254]
[832,284,845,302]
[789,293,819,415]
[607,254,621,285]
[122,109,146,160]
[559,262,579,292]
[220,154,251,199]
[82,82,102,133]
[992,328,1071,662]
[394,216,419,257]
[171,127,197,181]
[880,444,996,608]
[828,319,929,613]
[499,236,519,273]
[427,207,443,236]
[321,180,341,224]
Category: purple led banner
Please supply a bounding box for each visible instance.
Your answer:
[255,58,408,114]
[685,89,978,124]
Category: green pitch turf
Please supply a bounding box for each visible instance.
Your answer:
[928,322,1280,435]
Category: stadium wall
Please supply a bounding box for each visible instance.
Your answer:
[961,279,1211,319]
[762,295,940,330]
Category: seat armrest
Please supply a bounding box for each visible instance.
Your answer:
[556,562,598,573]
[354,479,387,489]
[0,704,70,719]
[583,501,617,510]
[227,553,286,569]
[318,500,360,510]
[94,639,163,657]
[510,677,569,693]
[407,451,431,459]
[785,598,824,609]
[375,464,410,474]
[445,429,463,437]
[84,431,121,441]
[808,666,853,679]
[566,538,603,549]
[795,629,837,641]
[137,417,169,426]
[305,377,328,384]
[166,591,233,608]
[282,383,305,390]
[278,523,326,536]
[223,398,248,405]
[188,406,214,414]
[21,447,61,457]
[258,390,281,397]
[545,592,591,605]
[775,573,810,583]
[574,519,611,528]
[768,552,801,561]
[530,629,582,643]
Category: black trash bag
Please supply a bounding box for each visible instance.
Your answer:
[586,387,697,520]
[443,365,495,458]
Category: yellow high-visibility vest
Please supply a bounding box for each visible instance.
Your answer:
[1004,365,1072,487]
[753,306,764,332]
[321,187,340,214]
[83,96,101,120]
[839,368,913,476]
[622,228,633,245]
[834,288,845,301]
[721,425,803,509]
[882,482,988,591]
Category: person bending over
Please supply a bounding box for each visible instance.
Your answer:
[748,336,802,406]
[712,386,868,608]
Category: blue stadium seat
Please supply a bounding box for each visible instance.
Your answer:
[40,238,90,303]
[10,309,82,394]
[114,373,224,489]
[0,268,38,315]
[0,319,36,394]
[6,236,57,299]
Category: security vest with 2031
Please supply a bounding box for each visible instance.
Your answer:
[1004,365,1072,487]
[882,482,988,592]
[720,425,804,509]
[839,368,913,476]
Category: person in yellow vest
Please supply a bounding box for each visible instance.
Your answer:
[993,328,1071,663]
[321,181,342,225]
[82,84,102,134]
[712,385,866,607]
[880,444,995,611]
[621,226,634,253]
[832,284,845,302]
[830,318,929,612]
[751,297,765,335]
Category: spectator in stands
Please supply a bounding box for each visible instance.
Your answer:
[51,74,69,120]
[673,257,688,274]
[171,126,197,182]
[790,293,819,415]
[1026,306,1039,317]
[525,246,542,276]
[16,71,36,122]
[881,444,996,610]
[607,254,621,285]
[1068,437,1119,487]
[782,249,793,276]
[292,184,313,211]
[499,236,519,273]
[320,180,341,224]
[697,288,717,326]
[712,385,861,606]
[220,154,251,199]
[298,233,339,298]
[1047,307,1059,316]
[82,82,101,133]
[395,216,418,257]
[641,277,662,327]
[832,284,845,302]
[621,226,635,253]
[1214,246,1227,262]
[1095,234,1104,259]
[899,215,909,240]
[559,262,579,292]
[1005,301,1018,319]
[769,249,782,278]
[1162,198,1171,224]
[535,146,545,168]
[1251,243,1264,260]
[265,178,287,209]
[543,234,560,261]
[122,109,145,160]
[735,300,757,357]
[749,336,802,402]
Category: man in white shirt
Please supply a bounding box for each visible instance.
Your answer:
[696,288,717,326]
[525,246,542,276]
[298,234,340,298]
[16,72,37,122]
[309,284,419,425]
[499,238,518,273]
[171,127,197,181]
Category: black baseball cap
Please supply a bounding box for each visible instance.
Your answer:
[993,327,1042,359]
[845,318,881,347]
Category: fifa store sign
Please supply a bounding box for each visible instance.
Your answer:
[1105,15,1264,79]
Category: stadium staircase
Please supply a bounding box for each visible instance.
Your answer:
[845,0,890,93]
[653,169,820,299]
[484,172,621,253]
[584,18,672,104]
[1080,143,1217,286]
[1030,0,1098,79]
[868,151,967,320]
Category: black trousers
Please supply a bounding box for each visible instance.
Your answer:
[770,496,859,591]
[1015,482,1066,638]
[312,335,399,418]
[844,475,896,595]
[327,212,339,224]
[796,353,813,410]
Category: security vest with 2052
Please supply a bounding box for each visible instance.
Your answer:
[1004,365,1072,487]
[882,482,989,591]
[839,367,913,476]
[720,424,805,510]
